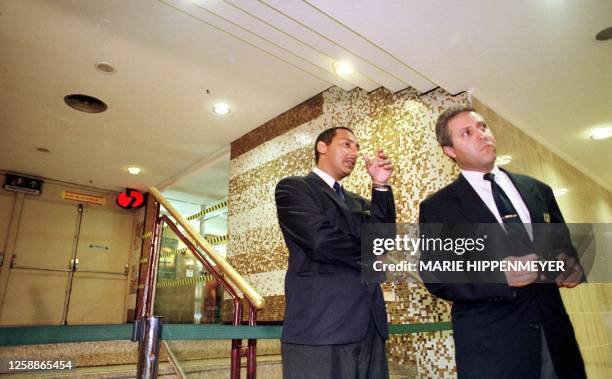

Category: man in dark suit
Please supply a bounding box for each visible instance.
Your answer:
[419,106,586,379]
[275,127,396,379]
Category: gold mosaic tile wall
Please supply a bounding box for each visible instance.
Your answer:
[228,86,612,378]
[228,86,464,377]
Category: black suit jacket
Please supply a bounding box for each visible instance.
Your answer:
[275,171,396,345]
[419,170,585,379]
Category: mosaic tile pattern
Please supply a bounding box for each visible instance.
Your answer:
[228,86,467,377]
[385,282,451,324]
[415,331,456,378]
[229,117,329,180]
[227,85,612,378]
[227,227,287,275]
[245,270,286,297]
[228,147,311,217]
[222,295,286,322]
[230,94,324,159]
[386,331,455,378]
[228,202,278,233]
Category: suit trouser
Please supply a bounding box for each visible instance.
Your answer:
[281,319,388,379]
[540,328,558,379]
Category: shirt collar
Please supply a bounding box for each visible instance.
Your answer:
[461,165,501,183]
[313,167,338,189]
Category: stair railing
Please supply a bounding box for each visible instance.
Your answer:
[134,187,264,379]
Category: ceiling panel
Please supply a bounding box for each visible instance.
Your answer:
[0,0,610,197]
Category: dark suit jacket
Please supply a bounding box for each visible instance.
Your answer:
[275,171,396,345]
[419,170,585,379]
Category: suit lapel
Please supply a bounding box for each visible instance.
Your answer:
[503,169,545,223]
[344,190,367,212]
[306,171,349,210]
[452,175,498,223]
[502,169,550,247]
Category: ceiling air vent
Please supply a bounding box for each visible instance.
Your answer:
[95,62,116,74]
[64,94,107,113]
[595,26,612,41]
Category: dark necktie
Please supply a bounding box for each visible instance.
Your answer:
[483,173,531,245]
[333,182,346,203]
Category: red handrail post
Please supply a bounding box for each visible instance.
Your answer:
[136,200,161,321]
[231,298,243,379]
[247,304,257,379]
[138,199,262,379]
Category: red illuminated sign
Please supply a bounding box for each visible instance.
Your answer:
[117,188,145,209]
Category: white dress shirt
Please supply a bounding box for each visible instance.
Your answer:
[313,167,337,189]
[461,166,533,239]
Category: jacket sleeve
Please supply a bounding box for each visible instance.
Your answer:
[540,183,586,282]
[275,177,361,269]
[369,188,397,224]
[545,184,579,258]
[275,177,396,270]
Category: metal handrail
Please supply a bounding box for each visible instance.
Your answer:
[149,187,265,310]
[159,215,240,303]
[136,188,261,379]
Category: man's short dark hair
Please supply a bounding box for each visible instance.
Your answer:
[435,105,475,147]
[314,127,354,163]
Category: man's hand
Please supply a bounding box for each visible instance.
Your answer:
[504,253,539,287]
[364,149,393,184]
[555,253,584,288]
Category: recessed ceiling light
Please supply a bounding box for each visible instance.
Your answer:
[64,94,107,113]
[589,127,612,140]
[553,188,568,197]
[213,102,231,115]
[495,155,512,166]
[595,26,612,41]
[333,61,354,76]
[36,147,51,153]
[94,61,116,74]
[127,166,142,175]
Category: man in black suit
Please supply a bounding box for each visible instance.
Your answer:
[275,127,396,379]
[419,106,586,379]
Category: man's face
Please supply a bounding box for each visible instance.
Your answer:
[443,111,497,172]
[317,129,359,181]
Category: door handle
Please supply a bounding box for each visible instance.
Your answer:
[89,244,109,250]
[69,259,80,271]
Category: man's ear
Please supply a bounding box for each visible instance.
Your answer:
[316,140,328,156]
[442,145,456,160]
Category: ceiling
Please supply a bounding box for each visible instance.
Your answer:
[1,0,611,202]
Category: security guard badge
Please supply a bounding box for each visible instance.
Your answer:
[543,212,551,223]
